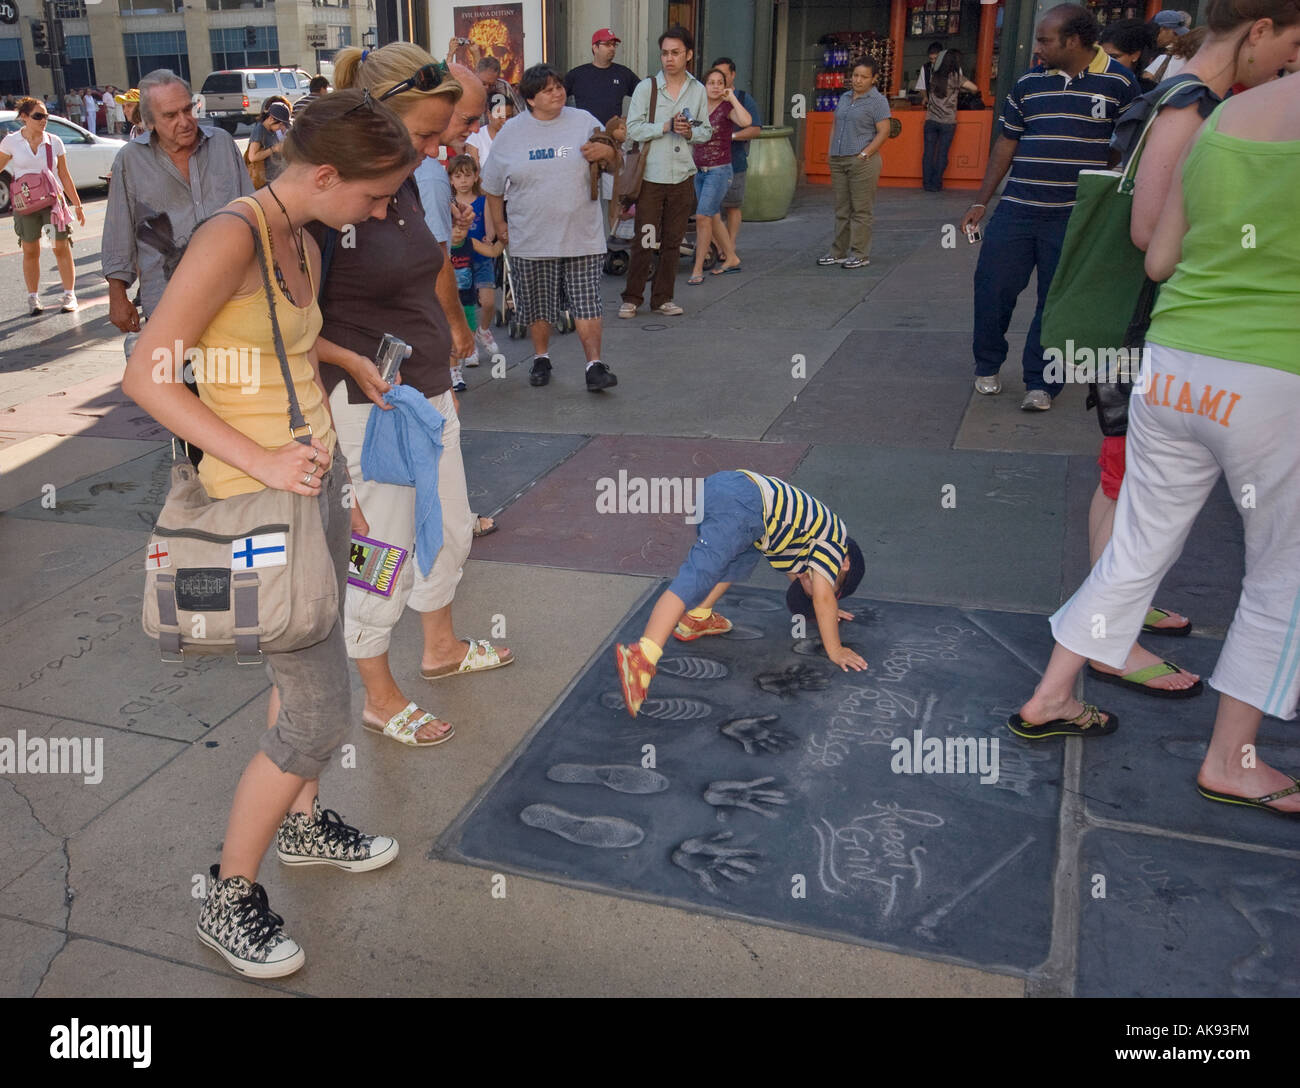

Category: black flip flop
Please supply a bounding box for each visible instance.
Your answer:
[472,516,498,538]
[1007,704,1118,740]
[1197,778,1300,818]
[1087,661,1203,700]
[1141,607,1191,637]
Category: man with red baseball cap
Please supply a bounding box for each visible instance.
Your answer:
[565,28,640,126]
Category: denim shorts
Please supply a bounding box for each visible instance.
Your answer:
[667,471,766,607]
[693,163,734,218]
[470,254,495,288]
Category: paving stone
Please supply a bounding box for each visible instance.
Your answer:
[787,444,1070,613]
[1077,828,1300,997]
[459,430,588,517]
[445,588,1061,973]
[0,551,268,741]
[0,434,164,512]
[6,445,172,532]
[1081,634,1298,851]
[472,435,808,577]
[0,518,143,627]
[0,370,170,440]
[0,918,67,998]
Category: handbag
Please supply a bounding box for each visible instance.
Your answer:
[141,206,338,664]
[244,141,266,190]
[1040,79,1206,436]
[11,140,59,215]
[615,78,658,214]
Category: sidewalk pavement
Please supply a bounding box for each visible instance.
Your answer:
[0,185,1285,998]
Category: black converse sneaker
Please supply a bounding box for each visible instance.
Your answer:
[196,863,305,978]
[276,797,398,873]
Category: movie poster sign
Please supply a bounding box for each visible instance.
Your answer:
[453,4,525,83]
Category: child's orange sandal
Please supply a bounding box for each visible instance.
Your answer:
[614,642,656,718]
[672,611,733,641]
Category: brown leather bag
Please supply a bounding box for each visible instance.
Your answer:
[614,78,658,212]
[244,143,266,190]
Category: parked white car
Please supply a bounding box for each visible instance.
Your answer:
[0,112,126,215]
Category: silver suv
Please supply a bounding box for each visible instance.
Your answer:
[199,68,311,131]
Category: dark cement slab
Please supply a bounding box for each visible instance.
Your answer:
[954,375,1100,456]
[7,445,172,532]
[443,588,1061,974]
[1077,829,1300,997]
[786,444,1070,613]
[459,430,589,518]
[1081,634,1299,851]
[470,435,807,577]
[0,517,144,627]
[693,271,880,331]
[0,550,268,742]
[763,331,975,448]
[0,371,169,441]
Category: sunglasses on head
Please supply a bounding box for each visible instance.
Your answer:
[346,62,447,116]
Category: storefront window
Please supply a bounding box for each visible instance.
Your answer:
[209,25,280,70]
[123,30,191,84]
[0,38,27,97]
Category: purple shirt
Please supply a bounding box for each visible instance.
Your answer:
[693,101,734,169]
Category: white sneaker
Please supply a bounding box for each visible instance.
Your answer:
[974,375,1001,395]
[1021,390,1052,411]
[474,328,499,357]
[28,293,43,315]
[618,303,639,319]
[60,291,77,313]
[450,365,467,392]
[656,301,684,317]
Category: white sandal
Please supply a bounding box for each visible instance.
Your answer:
[421,638,514,680]
[362,701,454,747]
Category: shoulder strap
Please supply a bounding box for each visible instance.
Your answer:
[208,202,312,445]
[1120,77,1209,188]
[650,77,658,124]
[45,139,53,170]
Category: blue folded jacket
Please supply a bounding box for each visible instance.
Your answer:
[360,385,444,576]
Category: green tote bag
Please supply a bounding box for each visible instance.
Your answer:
[1040,79,1205,371]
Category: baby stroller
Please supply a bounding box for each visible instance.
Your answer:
[498,248,576,339]
[603,201,718,277]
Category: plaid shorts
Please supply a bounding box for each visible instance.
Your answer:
[509,254,604,325]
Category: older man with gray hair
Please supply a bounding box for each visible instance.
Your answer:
[102,68,252,335]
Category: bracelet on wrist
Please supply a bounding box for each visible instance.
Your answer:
[969,203,986,209]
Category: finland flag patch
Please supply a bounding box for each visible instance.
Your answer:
[231,533,288,569]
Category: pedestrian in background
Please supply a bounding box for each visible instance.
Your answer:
[710,57,762,250]
[246,100,291,186]
[483,63,618,390]
[818,58,891,269]
[619,25,712,319]
[565,28,639,126]
[920,49,979,191]
[0,97,85,315]
[82,87,98,135]
[687,67,750,283]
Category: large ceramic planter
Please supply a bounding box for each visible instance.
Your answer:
[741,126,797,222]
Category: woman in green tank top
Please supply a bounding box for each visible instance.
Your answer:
[1010,70,1300,817]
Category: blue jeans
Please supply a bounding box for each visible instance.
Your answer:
[694,163,733,218]
[667,471,765,608]
[922,120,956,191]
[972,203,1069,394]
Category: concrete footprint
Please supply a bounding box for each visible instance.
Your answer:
[599,692,714,719]
[547,763,670,794]
[519,804,645,847]
[657,655,729,680]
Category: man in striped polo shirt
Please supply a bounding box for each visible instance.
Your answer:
[614,471,867,718]
[961,4,1137,411]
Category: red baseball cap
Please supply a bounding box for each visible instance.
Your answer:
[592,28,620,45]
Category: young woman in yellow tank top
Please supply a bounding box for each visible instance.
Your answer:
[122,91,419,978]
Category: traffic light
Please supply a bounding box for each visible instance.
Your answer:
[244,26,255,47]
[30,18,47,51]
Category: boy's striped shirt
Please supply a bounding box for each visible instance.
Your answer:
[998,45,1138,212]
[738,471,848,586]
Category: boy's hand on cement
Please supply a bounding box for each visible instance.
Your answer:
[837,608,854,622]
[827,645,868,672]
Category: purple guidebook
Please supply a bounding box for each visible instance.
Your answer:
[348,534,408,597]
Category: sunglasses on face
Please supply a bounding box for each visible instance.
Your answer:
[30,112,48,121]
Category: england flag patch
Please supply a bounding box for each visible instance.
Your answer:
[230,532,288,569]
[145,541,170,570]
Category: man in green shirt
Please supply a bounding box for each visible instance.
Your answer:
[619,25,713,319]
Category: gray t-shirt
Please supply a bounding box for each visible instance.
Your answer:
[480,106,606,259]
[413,155,453,244]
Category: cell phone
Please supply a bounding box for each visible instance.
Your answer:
[965,224,982,244]
[375,333,413,385]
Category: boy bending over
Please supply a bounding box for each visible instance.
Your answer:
[615,470,867,717]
